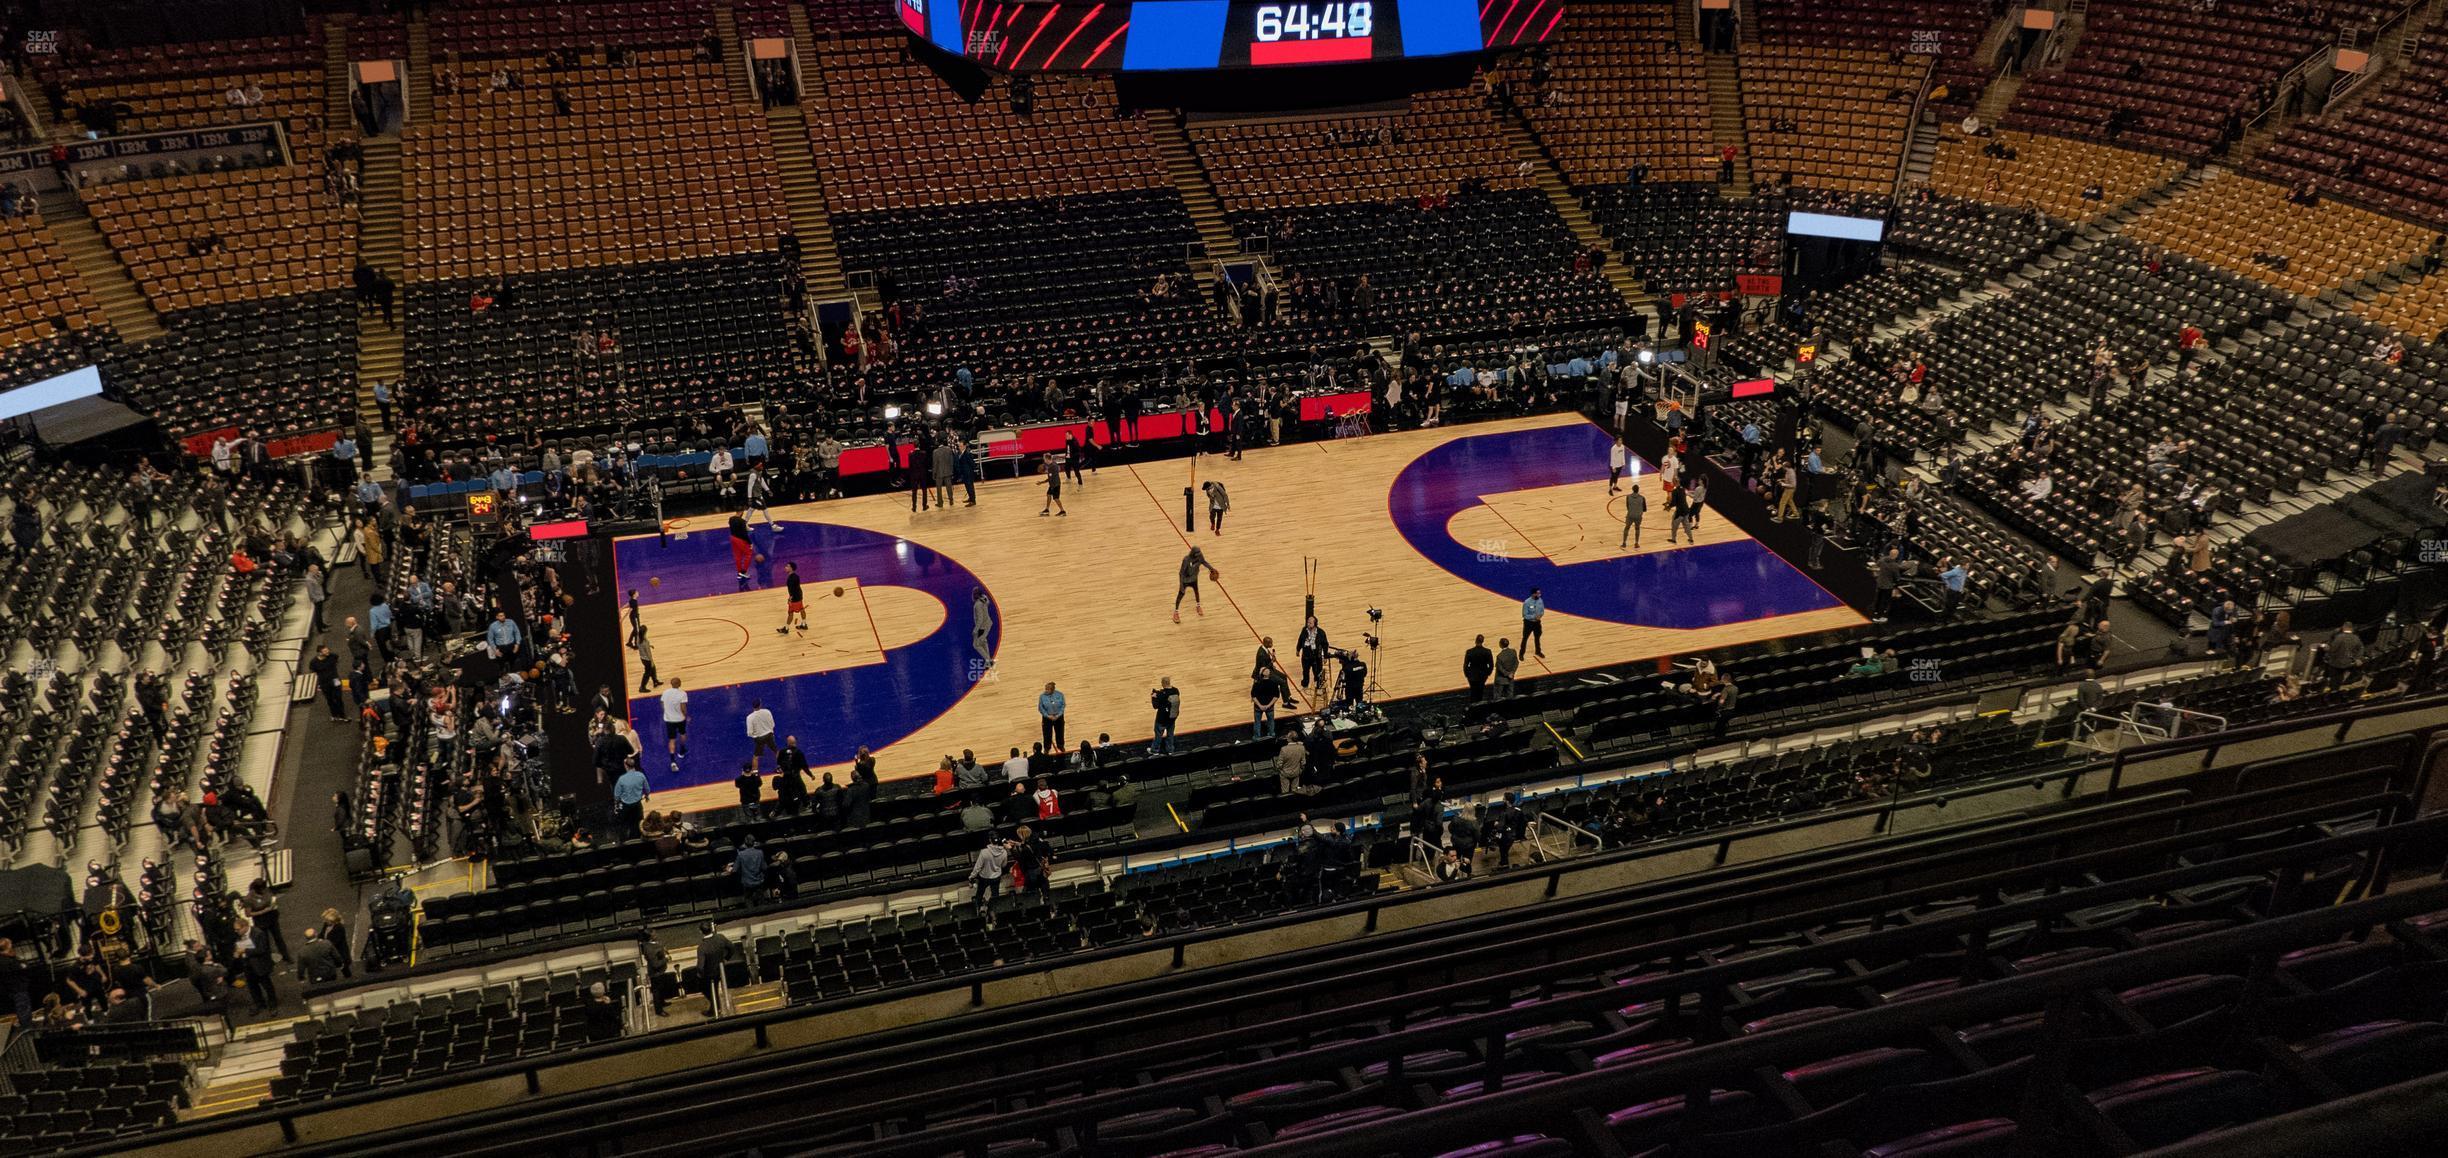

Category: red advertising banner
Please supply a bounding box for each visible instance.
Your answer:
[1737,273,1784,296]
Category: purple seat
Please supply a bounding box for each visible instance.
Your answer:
[2086,1068,2272,1149]
[2294,1020,2448,1095]
[1741,1005,1848,1035]
[1434,1135,1575,1158]
[2114,973,2242,1028]
[2276,940,2399,991]
[1224,1080,1343,1111]
[1359,1049,1475,1080]
[1098,1107,1204,1139]
[1605,1090,1768,1150]
[1441,1072,1561,1099]
[1782,1046,1945,1109]
[1270,1104,1402,1139]
[1861,1118,2018,1158]
[1594,1038,1695,1068]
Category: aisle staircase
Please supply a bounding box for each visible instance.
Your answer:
[1151,113,1244,287]
[1902,112,1939,191]
[43,205,166,343]
[321,19,355,130]
[1703,53,1753,197]
[405,16,433,121]
[772,5,847,299]
[767,108,847,298]
[1974,75,2023,126]
[713,2,760,106]
[1491,111,1650,313]
[354,138,405,469]
[1673,0,1698,47]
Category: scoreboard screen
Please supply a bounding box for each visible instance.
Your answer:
[914,0,1560,73]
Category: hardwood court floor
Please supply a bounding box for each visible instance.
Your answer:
[618,413,1864,814]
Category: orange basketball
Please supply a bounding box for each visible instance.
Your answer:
[833,586,845,597]
[648,577,661,588]
[755,553,766,564]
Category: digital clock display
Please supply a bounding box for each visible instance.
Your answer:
[1225,2,1388,65]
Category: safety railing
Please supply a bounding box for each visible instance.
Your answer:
[1527,810,1603,863]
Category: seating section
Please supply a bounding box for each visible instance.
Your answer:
[1191,89,1525,209]
[772,841,1386,1004]
[113,293,359,439]
[2004,0,2326,159]
[48,32,327,152]
[405,51,787,281]
[0,215,111,358]
[2125,170,2435,298]
[271,966,636,1103]
[2131,468,2448,629]
[1928,128,2185,224]
[808,39,1166,213]
[1579,183,1785,296]
[0,455,303,858]
[2353,267,2448,344]
[1755,0,1996,116]
[0,1054,189,1151]
[1739,45,1926,195]
[541,776,2448,1157]
[2251,19,2448,229]
[427,0,717,55]
[1816,237,2292,467]
[80,168,353,315]
[1504,1,1714,187]
[398,253,795,447]
[1965,308,2443,571]
[1886,194,2060,272]
[822,189,1217,405]
[1238,186,1622,343]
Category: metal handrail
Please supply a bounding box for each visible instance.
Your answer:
[1529,810,1602,861]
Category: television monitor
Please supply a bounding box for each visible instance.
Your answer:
[1786,211,1887,243]
[0,364,103,420]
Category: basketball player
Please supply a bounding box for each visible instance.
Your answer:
[1608,437,1629,495]
[778,562,806,635]
[744,463,778,531]
[1040,456,1066,517]
[634,626,660,692]
[728,513,754,589]
[1203,480,1230,535]
[1174,546,1214,623]
[1619,486,1647,548]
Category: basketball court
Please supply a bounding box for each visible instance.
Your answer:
[616,413,1865,813]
